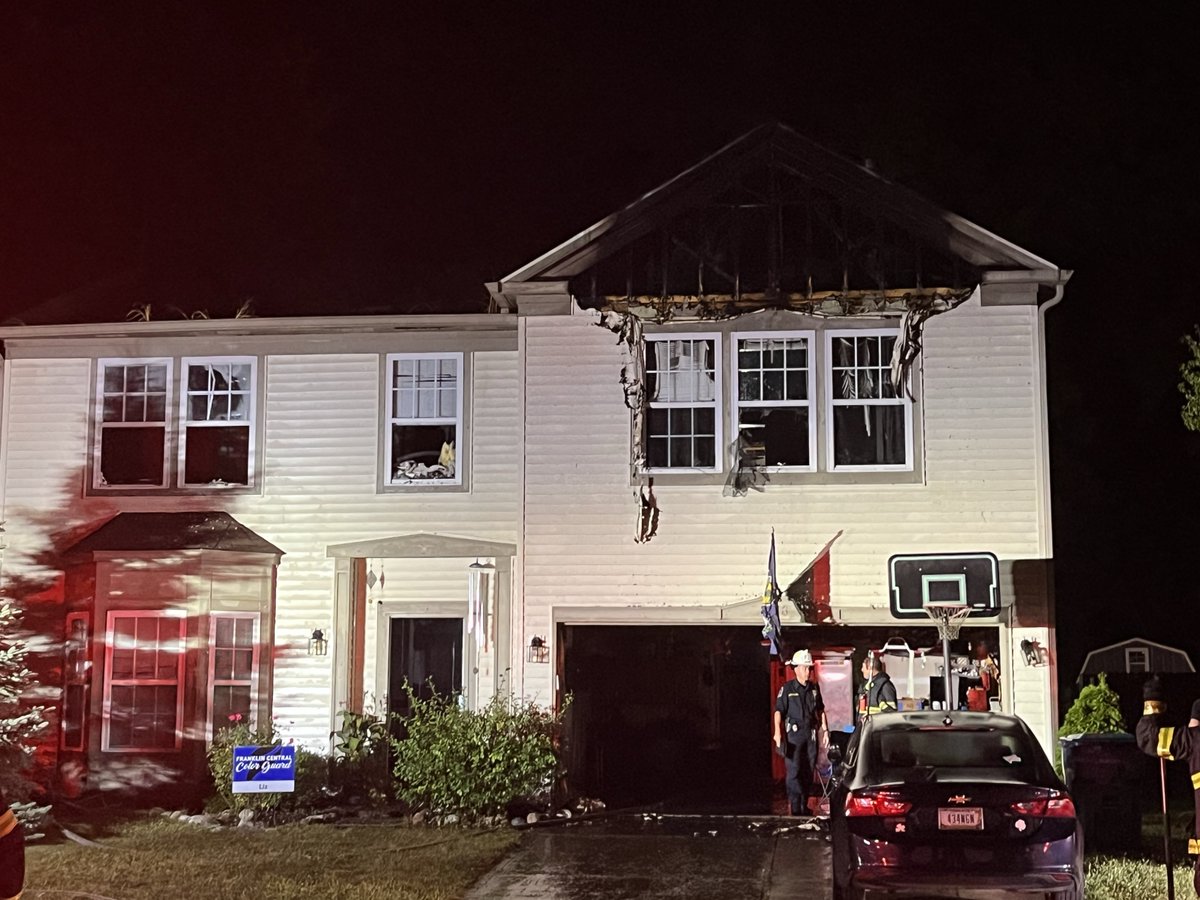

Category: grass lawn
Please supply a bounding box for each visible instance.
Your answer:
[25,819,519,900]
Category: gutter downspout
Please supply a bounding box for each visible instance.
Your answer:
[1034,270,1071,756]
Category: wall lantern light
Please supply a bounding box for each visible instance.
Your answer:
[527,635,549,664]
[308,629,329,657]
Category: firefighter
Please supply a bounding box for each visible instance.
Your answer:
[857,653,898,723]
[0,784,24,900]
[773,648,827,816]
[1137,677,1200,896]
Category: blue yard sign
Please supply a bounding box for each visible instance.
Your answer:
[232,744,296,794]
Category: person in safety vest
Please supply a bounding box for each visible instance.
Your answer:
[857,653,898,723]
[773,648,827,816]
[0,785,25,900]
[1137,677,1200,896]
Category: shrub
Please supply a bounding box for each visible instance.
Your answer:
[330,706,393,802]
[391,685,567,820]
[1055,672,1126,776]
[207,715,293,814]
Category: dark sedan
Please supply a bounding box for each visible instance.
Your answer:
[829,711,1084,900]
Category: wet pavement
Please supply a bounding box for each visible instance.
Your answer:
[465,814,832,899]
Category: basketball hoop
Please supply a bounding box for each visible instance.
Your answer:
[924,603,972,641]
[925,603,972,711]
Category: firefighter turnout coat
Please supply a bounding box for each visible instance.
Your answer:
[1136,699,1200,859]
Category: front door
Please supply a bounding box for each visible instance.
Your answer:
[388,617,463,728]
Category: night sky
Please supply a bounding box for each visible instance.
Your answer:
[2,7,1198,699]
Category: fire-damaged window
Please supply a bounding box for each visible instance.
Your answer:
[93,356,258,491]
[103,610,186,752]
[96,359,171,487]
[181,358,255,486]
[826,330,912,470]
[644,336,721,471]
[385,352,463,485]
[734,333,815,470]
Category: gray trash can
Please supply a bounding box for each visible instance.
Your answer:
[1059,732,1145,854]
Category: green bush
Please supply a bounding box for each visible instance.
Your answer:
[391,686,567,820]
[331,707,393,801]
[207,715,313,814]
[1055,672,1126,776]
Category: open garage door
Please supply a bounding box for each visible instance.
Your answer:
[561,625,772,812]
[559,622,1001,813]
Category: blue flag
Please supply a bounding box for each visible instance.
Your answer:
[761,530,783,655]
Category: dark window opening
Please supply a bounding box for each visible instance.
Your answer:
[184,426,250,485]
[100,427,166,486]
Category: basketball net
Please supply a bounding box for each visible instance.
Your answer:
[925,603,972,711]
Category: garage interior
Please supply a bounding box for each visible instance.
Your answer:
[559,623,1000,812]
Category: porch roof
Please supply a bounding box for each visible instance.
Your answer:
[67,511,283,557]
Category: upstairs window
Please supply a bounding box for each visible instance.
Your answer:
[103,611,186,752]
[826,330,912,470]
[644,335,721,471]
[181,359,255,486]
[386,353,463,485]
[734,333,814,470]
[96,360,171,487]
[93,357,257,491]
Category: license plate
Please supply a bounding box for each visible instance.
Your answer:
[938,807,984,830]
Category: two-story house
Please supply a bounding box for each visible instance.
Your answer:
[0,124,1068,805]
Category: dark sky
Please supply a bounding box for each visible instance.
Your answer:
[2,6,1198,694]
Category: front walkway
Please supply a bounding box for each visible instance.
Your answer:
[465,815,831,899]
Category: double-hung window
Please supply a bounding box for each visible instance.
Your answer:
[733,332,815,470]
[94,356,257,490]
[644,335,721,471]
[1125,647,1149,674]
[103,611,186,752]
[826,329,912,470]
[181,358,255,486]
[386,352,463,485]
[209,613,259,738]
[96,360,171,487]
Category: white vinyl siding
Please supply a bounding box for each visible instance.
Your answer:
[102,610,186,752]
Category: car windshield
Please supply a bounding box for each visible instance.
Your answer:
[866,726,1041,777]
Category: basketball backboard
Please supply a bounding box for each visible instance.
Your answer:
[888,552,1001,619]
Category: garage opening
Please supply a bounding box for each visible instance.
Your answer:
[559,622,1001,813]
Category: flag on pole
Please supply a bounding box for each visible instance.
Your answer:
[761,529,783,655]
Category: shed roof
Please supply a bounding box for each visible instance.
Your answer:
[68,511,283,557]
[1078,636,1195,678]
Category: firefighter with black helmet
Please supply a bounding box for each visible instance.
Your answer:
[1137,676,1200,896]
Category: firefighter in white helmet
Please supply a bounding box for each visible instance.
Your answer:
[773,648,827,815]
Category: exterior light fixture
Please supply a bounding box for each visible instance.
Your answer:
[527,635,549,664]
[308,629,328,657]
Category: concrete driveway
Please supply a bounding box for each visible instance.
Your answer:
[465,815,832,900]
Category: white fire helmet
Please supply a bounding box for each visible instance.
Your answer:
[789,649,813,667]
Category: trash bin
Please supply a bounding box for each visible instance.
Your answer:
[1059,732,1145,854]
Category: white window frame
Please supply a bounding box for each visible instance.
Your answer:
[385,351,464,487]
[102,610,186,753]
[824,328,913,472]
[731,330,816,472]
[178,356,258,488]
[61,612,91,752]
[207,613,261,741]
[642,333,723,474]
[1125,646,1150,674]
[93,358,173,490]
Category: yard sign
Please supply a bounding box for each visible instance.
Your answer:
[232,744,296,794]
